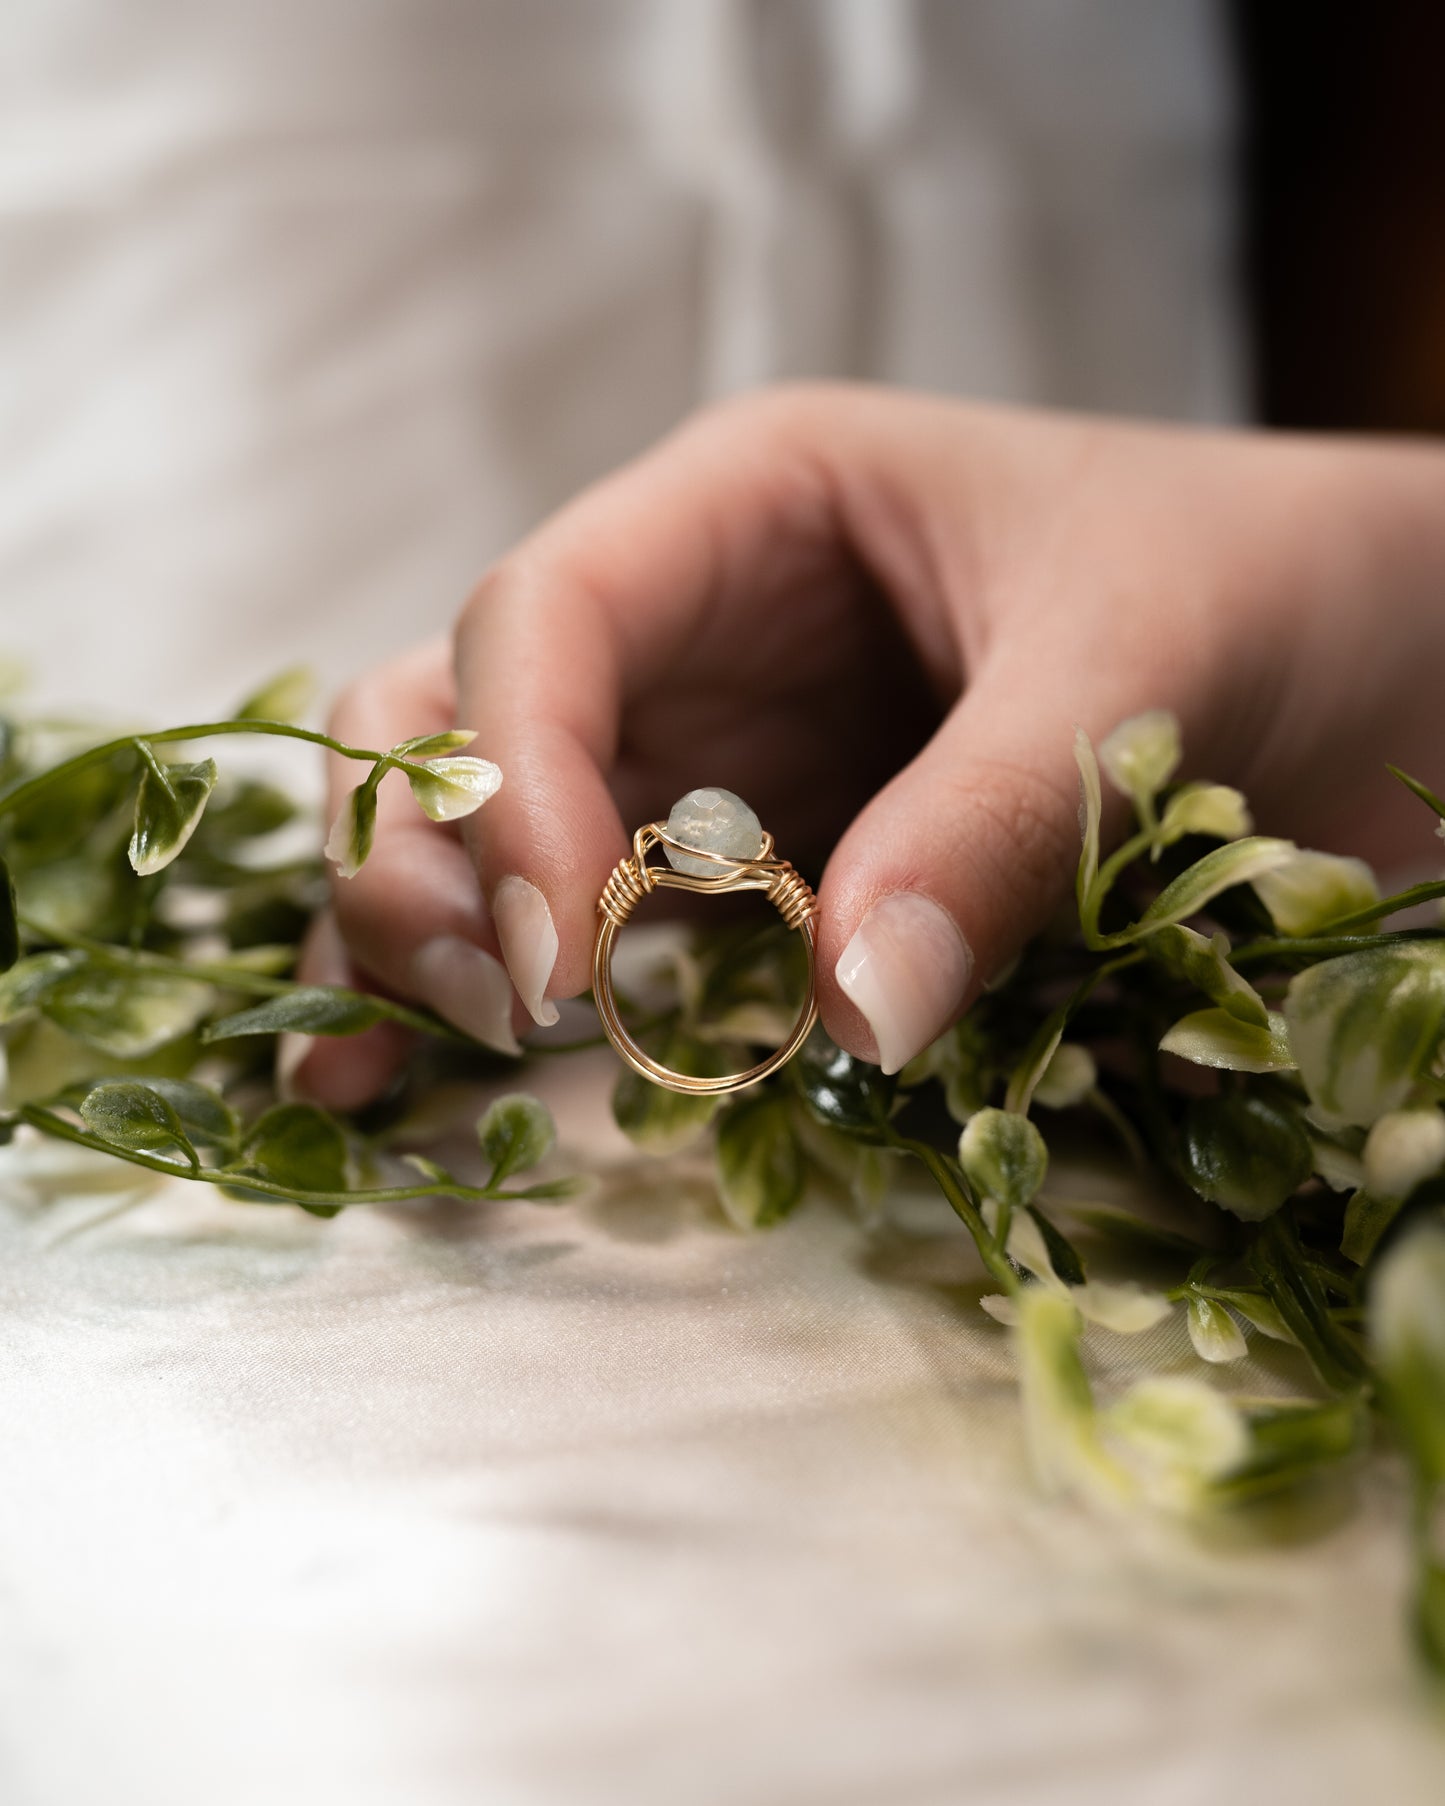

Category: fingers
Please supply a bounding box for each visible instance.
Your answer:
[288,910,417,1111]
[819,640,1146,1071]
[322,634,527,1059]
[451,391,866,1020]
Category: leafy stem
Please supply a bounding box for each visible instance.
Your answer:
[1080,827,1156,944]
[18,918,468,1043]
[0,719,399,823]
[10,1104,538,1209]
[888,1130,1020,1295]
[1249,1212,1368,1393]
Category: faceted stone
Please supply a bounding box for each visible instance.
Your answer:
[663,787,764,879]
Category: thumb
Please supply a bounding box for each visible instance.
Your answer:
[818,654,1133,1072]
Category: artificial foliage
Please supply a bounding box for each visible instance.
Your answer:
[4,685,1445,1670]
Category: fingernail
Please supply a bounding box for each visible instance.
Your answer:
[834,892,974,1074]
[492,875,561,1027]
[275,1031,311,1100]
[411,936,522,1056]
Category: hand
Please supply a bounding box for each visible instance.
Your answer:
[296,385,1445,1106]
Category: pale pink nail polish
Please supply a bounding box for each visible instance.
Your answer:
[834,892,974,1074]
[492,875,561,1027]
[411,936,521,1056]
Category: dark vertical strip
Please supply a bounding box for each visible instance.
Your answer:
[1228,1,1445,433]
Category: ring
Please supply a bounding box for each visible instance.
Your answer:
[593,788,819,1095]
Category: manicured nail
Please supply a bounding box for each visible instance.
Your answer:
[275,1031,311,1100]
[492,875,561,1027]
[834,892,974,1074]
[411,936,522,1056]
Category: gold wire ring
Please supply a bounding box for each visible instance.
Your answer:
[593,821,819,1095]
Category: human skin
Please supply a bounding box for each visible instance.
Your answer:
[294,384,1445,1106]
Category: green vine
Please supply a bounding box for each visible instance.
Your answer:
[4,684,1445,1674]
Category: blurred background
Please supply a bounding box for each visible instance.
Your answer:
[2,0,1252,722]
[7,3,1441,723]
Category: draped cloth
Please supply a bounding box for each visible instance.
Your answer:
[2,0,1241,719]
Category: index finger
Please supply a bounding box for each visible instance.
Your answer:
[454,388,888,1022]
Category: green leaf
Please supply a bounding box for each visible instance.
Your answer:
[715,1095,805,1229]
[204,986,387,1042]
[77,1080,198,1171]
[18,856,121,940]
[1284,943,1445,1127]
[324,774,380,879]
[1221,1291,1296,1344]
[1031,1043,1097,1110]
[1414,1560,1445,1676]
[794,1034,896,1142]
[0,952,79,1021]
[794,1112,893,1217]
[1073,726,1103,909]
[1206,1395,1366,1504]
[1388,764,1445,825]
[5,754,132,860]
[40,965,212,1058]
[233,1103,348,1195]
[1126,837,1297,941]
[1014,1288,1131,1502]
[1363,1108,1445,1200]
[0,854,17,972]
[392,729,479,759]
[1158,783,1251,844]
[402,1153,453,1187]
[1159,1007,1295,1073]
[1181,1094,1313,1221]
[959,1107,1048,1210]
[128,753,218,876]
[402,755,502,823]
[201,780,297,843]
[612,1032,729,1153]
[1147,923,1268,1026]
[1069,1281,1172,1335]
[478,1092,555,1185]
[510,1176,592,1202]
[1098,710,1181,819]
[1341,1187,1404,1267]
[1252,849,1379,937]
[1186,1294,1247,1364]
[1026,1202,1087,1286]
[1371,1221,1445,1488]
[1071,1206,1204,1265]
[1250,1212,1364,1390]
[1105,1376,1248,1484]
[128,1077,241,1149]
[233,667,315,723]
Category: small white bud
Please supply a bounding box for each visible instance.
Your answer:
[1098,709,1182,807]
[1033,1042,1097,1110]
[1363,1109,1445,1200]
[1160,783,1252,842]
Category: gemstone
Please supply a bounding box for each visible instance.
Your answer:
[663,787,764,879]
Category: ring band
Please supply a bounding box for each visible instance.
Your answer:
[593,820,819,1095]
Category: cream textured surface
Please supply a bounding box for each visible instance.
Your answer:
[0,1050,1441,1805]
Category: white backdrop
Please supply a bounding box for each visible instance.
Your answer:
[1,0,1242,720]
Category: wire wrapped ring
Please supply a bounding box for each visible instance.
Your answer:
[593,820,819,1094]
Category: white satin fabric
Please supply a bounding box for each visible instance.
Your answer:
[6,4,1435,1802]
[1,1049,1440,1805]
